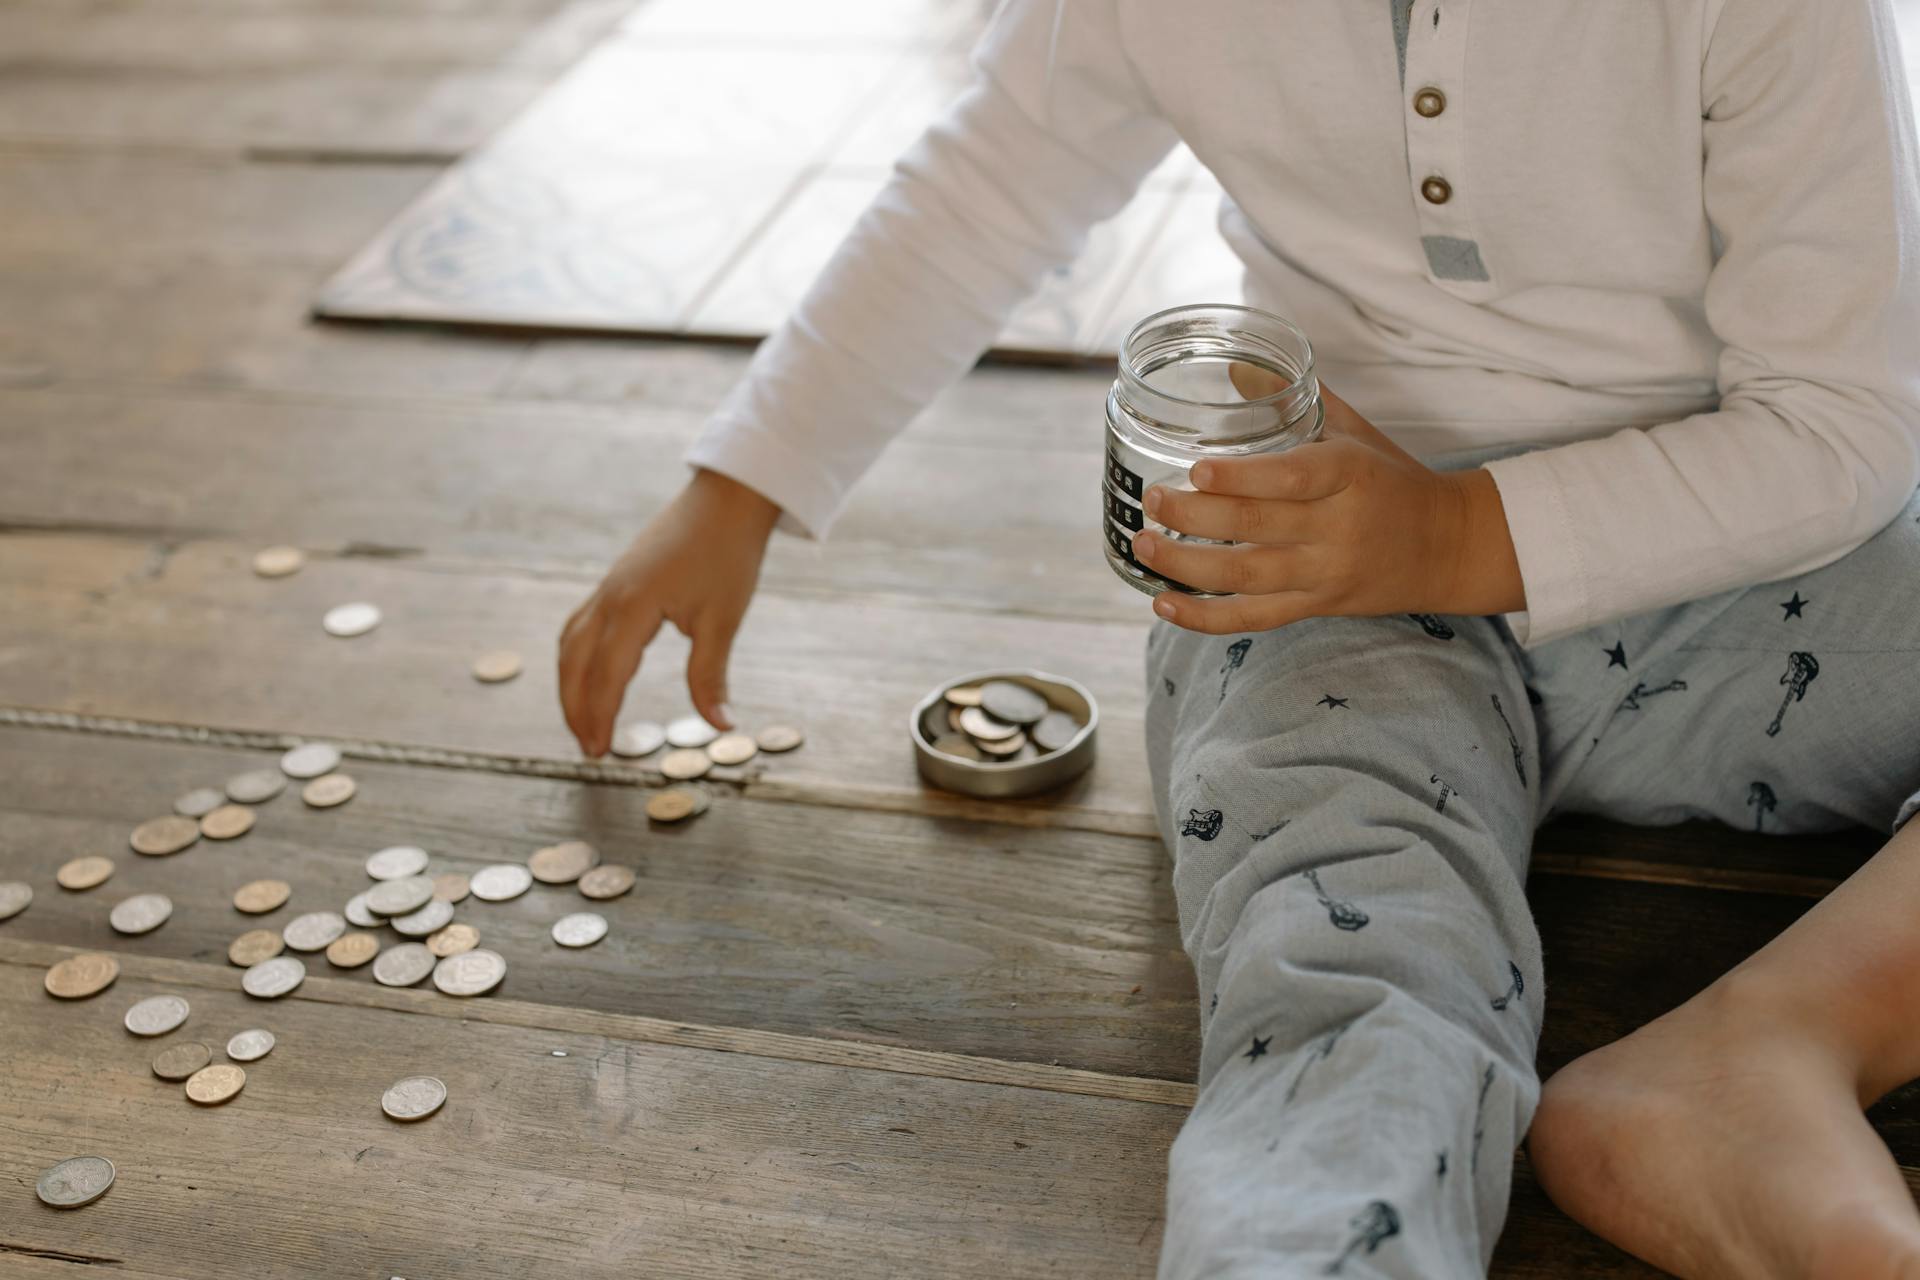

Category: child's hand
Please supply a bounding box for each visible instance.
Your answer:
[558,469,780,757]
[1132,384,1525,634]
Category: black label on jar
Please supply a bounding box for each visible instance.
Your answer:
[1104,445,1144,500]
[1105,486,1143,531]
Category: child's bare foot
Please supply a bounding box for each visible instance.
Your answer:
[1527,972,1920,1279]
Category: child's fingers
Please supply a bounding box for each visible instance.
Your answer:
[1145,485,1313,544]
[1131,533,1313,597]
[685,613,740,733]
[1191,440,1356,501]
[1152,587,1318,635]
[578,607,662,758]
[557,607,604,753]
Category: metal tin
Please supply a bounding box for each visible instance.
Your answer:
[910,669,1098,799]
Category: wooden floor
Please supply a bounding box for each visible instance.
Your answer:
[1,1,1912,1275]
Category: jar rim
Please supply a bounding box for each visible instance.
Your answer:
[1118,302,1317,412]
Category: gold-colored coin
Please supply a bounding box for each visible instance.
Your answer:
[975,730,1028,758]
[56,856,115,891]
[251,545,305,578]
[151,1041,213,1082]
[184,1064,246,1105]
[944,684,985,707]
[659,748,711,781]
[426,922,480,958]
[130,815,200,857]
[756,724,805,753]
[707,734,758,766]
[645,788,699,822]
[325,931,379,968]
[232,879,290,915]
[227,929,284,967]
[199,804,256,841]
[431,872,470,904]
[577,864,636,901]
[471,650,523,683]
[44,953,119,999]
[301,774,356,808]
[528,841,599,885]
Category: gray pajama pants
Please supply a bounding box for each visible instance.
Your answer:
[1142,453,1920,1279]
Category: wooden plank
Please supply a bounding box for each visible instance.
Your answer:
[0,955,1182,1278]
[0,727,1198,1083]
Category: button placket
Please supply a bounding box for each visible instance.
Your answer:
[1401,0,1489,287]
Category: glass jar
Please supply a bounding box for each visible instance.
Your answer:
[1102,303,1324,597]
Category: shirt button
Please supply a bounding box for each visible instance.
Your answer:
[1421,176,1453,205]
[1414,87,1446,118]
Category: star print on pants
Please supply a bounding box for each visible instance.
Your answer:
[1244,1035,1271,1062]
[1604,641,1628,669]
[1317,694,1350,709]
[1780,591,1808,619]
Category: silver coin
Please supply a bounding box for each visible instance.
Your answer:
[123,994,190,1037]
[664,714,720,749]
[172,786,226,818]
[109,893,172,935]
[225,768,287,805]
[365,875,434,916]
[151,1040,213,1081]
[468,864,532,903]
[365,845,429,881]
[322,601,381,637]
[280,911,347,952]
[226,1028,276,1062]
[432,947,506,997]
[241,955,306,999]
[0,880,30,921]
[343,890,381,928]
[980,680,1050,725]
[1031,710,1082,753]
[36,1156,115,1209]
[381,1075,447,1122]
[550,913,608,948]
[610,721,666,758]
[279,742,341,779]
[389,898,454,938]
[957,705,1020,741]
[372,942,437,987]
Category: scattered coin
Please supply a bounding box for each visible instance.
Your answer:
[389,899,454,938]
[251,545,305,578]
[431,872,470,904]
[432,948,506,997]
[322,602,381,638]
[610,721,666,758]
[707,734,758,766]
[551,913,608,949]
[365,845,429,881]
[325,931,379,968]
[36,1156,115,1209]
[975,730,1027,758]
[664,714,720,749]
[45,953,119,999]
[232,879,290,915]
[0,881,31,921]
[228,929,284,967]
[225,768,287,805]
[130,815,200,857]
[173,786,227,818]
[281,911,346,952]
[372,942,436,988]
[944,684,985,707]
[124,995,191,1037]
[528,840,598,885]
[1032,710,1082,753]
[185,1063,246,1105]
[381,1075,447,1122]
[468,864,532,902]
[426,922,480,958]
[56,856,114,891]
[200,804,256,841]
[471,650,523,683]
[931,733,983,761]
[279,742,341,779]
[660,748,711,780]
[302,773,356,808]
[756,724,805,753]
[645,787,702,822]
[152,1041,212,1081]
[577,864,635,901]
[366,875,434,916]
[241,955,306,999]
[343,890,381,928]
[226,1029,275,1062]
[981,680,1049,726]
[110,893,173,936]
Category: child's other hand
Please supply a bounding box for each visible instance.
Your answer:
[558,468,780,758]
[1134,383,1525,634]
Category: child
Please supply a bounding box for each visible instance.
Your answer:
[559,1,1920,1274]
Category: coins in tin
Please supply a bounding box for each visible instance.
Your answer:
[302,773,356,808]
[958,706,1019,741]
[756,724,805,753]
[45,953,119,999]
[551,913,608,948]
[931,733,983,762]
[56,856,114,891]
[974,730,1027,758]
[707,734,757,766]
[426,922,479,957]
[471,650,523,683]
[279,742,340,779]
[326,931,379,968]
[36,1156,115,1209]
[322,602,381,637]
[233,879,290,914]
[241,955,306,999]
[365,845,428,881]
[366,875,434,916]
[185,1064,245,1105]
[381,1075,447,1122]
[944,684,984,707]
[529,840,598,885]
[173,786,226,818]
[130,815,199,856]
[123,995,190,1037]
[469,864,532,902]
[110,893,173,935]
[200,804,256,841]
[372,943,437,988]
[152,1040,213,1081]
[1032,710,1082,753]
[0,881,31,920]
[225,769,286,805]
[228,929,283,967]
[432,948,506,997]
[980,680,1049,725]
[251,545,305,577]
[389,898,453,938]
[577,864,635,900]
[611,721,665,758]
[280,911,346,952]
[431,872,470,904]
[226,1029,275,1062]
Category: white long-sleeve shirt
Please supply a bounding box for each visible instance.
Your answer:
[687,0,1920,646]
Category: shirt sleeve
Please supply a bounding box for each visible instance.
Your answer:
[685,0,1180,540]
[1483,0,1920,647]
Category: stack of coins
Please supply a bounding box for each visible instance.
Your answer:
[920,679,1087,765]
